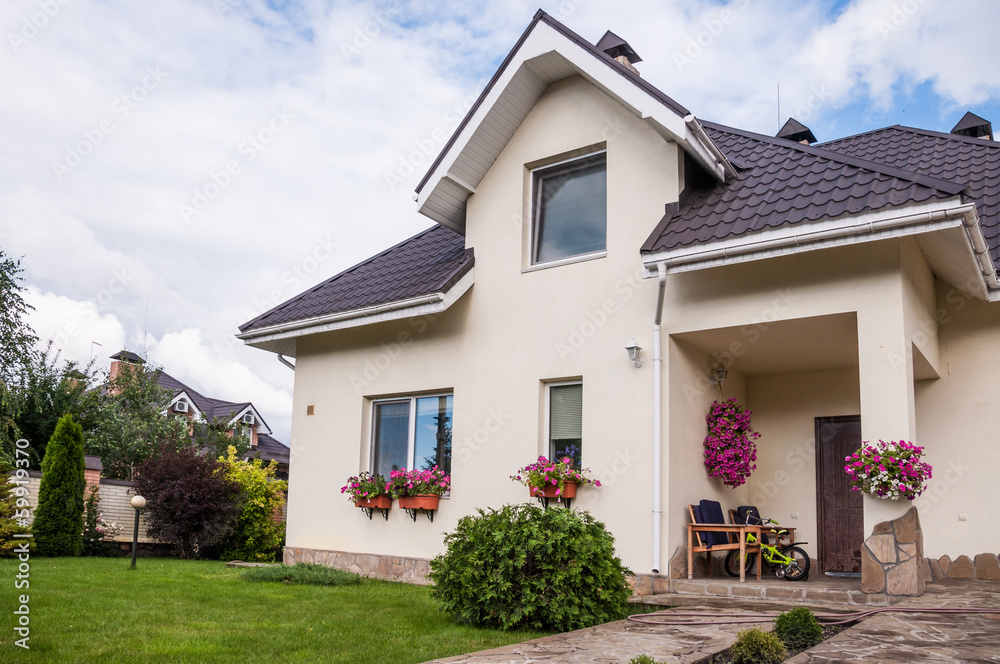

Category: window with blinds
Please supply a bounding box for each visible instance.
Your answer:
[548,382,582,467]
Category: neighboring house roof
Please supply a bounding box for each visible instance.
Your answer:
[237,225,474,355]
[641,122,966,254]
[817,125,1000,266]
[256,433,290,466]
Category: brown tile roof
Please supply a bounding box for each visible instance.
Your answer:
[641,122,966,254]
[239,224,472,333]
[818,125,1000,265]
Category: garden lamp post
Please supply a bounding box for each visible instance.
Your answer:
[130,495,146,569]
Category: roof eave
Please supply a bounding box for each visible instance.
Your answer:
[641,200,998,301]
[238,266,475,353]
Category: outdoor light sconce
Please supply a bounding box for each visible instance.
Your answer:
[625,338,643,368]
[130,494,146,569]
[710,362,730,386]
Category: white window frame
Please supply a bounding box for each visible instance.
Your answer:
[543,380,583,462]
[369,392,452,475]
[528,150,608,269]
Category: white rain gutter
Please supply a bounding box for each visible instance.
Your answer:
[651,261,667,574]
[238,293,446,341]
[647,204,1000,293]
[684,115,739,181]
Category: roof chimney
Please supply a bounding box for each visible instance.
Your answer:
[596,30,642,75]
[951,111,993,141]
[109,350,145,385]
[776,118,817,145]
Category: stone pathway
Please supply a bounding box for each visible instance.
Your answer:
[423,579,1000,664]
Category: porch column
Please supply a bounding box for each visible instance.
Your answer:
[857,307,917,535]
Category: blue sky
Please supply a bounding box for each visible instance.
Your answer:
[2,0,999,443]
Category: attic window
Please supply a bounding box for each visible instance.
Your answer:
[531,152,607,265]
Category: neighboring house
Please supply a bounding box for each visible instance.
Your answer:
[107,351,290,479]
[237,11,1000,588]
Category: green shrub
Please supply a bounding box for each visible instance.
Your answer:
[32,414,86,556]
[428,503,632,632]
[729,627,787,664]
[218,446,287,562]
[240,562,363,586]
[628,655,659,664]
[774,606,823,649]
[81,486,121,556]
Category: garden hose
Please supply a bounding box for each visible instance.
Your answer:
[627,606,1000,627]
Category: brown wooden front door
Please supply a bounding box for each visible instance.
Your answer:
[815,416,864,574]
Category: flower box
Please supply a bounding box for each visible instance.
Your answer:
[529,481,577,500]
[354,495,392,510]
[397,494,440,511]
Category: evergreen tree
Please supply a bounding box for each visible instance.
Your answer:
[32,414,85,556]
[0,459,34,556]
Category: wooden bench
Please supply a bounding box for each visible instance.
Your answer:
[686,504,762,582]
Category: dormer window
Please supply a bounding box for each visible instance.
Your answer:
[531,151,607,266]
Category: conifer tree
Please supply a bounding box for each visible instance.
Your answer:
[0,459,34,556]
[32,414,85,556]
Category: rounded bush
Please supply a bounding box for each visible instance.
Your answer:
[730,627,787,664]
[428,503,632,631]
[774,606,823,650]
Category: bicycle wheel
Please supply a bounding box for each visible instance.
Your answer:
[724,549,756,577]
[780,545,810,581]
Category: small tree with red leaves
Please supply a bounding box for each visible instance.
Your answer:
[134,444,240,558]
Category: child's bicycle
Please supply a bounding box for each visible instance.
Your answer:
[724,517,811,582]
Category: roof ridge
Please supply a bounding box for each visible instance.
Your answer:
[702,120,967,196]
[239,224,447,332]
[819,123,1000,151]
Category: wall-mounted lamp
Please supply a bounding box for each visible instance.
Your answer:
[710,362,729,386]
[625,338,643,368]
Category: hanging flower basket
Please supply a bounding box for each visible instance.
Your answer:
[703,398,760,488]
[844,440,932,500]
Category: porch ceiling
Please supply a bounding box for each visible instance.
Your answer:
[673,313,859,376]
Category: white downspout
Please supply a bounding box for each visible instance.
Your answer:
[652,262,667,573]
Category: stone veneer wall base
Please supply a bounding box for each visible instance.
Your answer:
[284,546,432,584]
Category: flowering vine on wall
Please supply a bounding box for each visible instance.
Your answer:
[703,398,760,488]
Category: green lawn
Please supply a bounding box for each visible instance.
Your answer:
[0,557,551,663]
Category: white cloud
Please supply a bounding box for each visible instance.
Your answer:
[24,287,127,369]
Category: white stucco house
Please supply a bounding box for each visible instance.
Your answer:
[238,11,1000,591]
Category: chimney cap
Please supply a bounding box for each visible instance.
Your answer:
[110,350,145,364]
[776,117,817,144]
[951,111,992,139]
[596,30,643,64]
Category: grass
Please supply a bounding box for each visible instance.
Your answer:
[0,557,551,663]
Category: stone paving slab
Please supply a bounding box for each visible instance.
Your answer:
[786,579,1000,663]
[423,580,1000,664]
[425,607,772,664]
